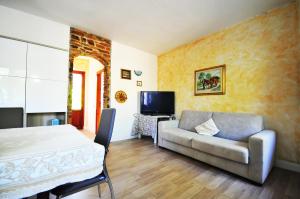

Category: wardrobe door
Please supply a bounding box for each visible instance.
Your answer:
[26,78,68,113]
[27,44,69,81]
[0,37,27,77]
[0,76,25,108]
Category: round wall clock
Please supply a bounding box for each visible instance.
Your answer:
[115,90,127,103]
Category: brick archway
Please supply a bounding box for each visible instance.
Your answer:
[68,27,111,123]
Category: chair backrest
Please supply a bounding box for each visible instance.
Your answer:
[94,108,116,152]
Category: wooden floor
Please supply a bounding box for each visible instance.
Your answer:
[63,137,300,199]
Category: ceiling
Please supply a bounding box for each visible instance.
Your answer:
[0,0,293,55]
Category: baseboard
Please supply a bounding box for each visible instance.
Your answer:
[111,136,137,143]
[275,159,300,173]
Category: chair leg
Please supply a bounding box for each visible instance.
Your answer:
[97,184,101,198]
[107,177,115,199]
[103,158,115,199]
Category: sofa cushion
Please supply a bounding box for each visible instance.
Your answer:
[195,118,220,136]
[160,128,196,147]
[179,110,213,132]
[192,135,249,164]
[213,112,264,141]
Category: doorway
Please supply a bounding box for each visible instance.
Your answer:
[72,56,104,134]
[71,71,85,129]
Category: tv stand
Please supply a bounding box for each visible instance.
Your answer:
[132,114,173,144]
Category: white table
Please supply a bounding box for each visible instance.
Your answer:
[0,125,105,199]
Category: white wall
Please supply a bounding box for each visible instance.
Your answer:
[0,5,69,50]
[111,41,157,141]
[84,58,103,133]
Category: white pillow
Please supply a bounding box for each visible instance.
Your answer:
[195,118,220,136]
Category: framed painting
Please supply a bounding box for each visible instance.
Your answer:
[194,65,226,96]
[121,69,131,80]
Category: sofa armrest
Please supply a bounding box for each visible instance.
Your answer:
[158,120,179,146]
[158,120,179,132]
[248,130,276,184]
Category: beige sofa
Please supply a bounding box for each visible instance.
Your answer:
[158,110,276,184]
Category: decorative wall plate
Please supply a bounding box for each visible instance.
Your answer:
[115,90,127,103]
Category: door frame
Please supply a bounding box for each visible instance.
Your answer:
[95,70,103,133]
[72,70,85,129]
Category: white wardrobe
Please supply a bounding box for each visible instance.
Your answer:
[0,37,69,125]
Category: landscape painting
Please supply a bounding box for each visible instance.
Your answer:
[194,65,226,95]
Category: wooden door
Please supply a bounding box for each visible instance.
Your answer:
[95,71,102,133]
[71,71,85,129]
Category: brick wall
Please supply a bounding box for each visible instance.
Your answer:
[68,27,111,123]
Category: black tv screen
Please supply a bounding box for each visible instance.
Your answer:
[140,91,175,115]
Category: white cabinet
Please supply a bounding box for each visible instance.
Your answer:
[0,37,69,115]
[26,78,68,113]
[27,44,69,81]
[26,44,69,113]
[0,37,27,77]
[0,76,25,108]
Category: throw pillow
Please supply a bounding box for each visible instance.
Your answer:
[195,118,219,136]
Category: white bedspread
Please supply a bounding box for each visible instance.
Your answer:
[0,125,105,199]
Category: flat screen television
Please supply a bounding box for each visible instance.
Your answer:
[140,91,175,115]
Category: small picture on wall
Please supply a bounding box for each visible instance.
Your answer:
[136,81,142,87]
[194,65,226,95]
[121,69,131,80]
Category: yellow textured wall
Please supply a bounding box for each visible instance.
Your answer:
[158,3,300,163]
[73,57,89,71]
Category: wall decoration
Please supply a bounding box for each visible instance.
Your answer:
[134,70,143,76]
[121,69,131,80]
[194,65,226,95]
[137,81,142,87]
[115,90,127,103]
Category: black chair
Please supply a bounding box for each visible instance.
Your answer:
[51,108,116,199]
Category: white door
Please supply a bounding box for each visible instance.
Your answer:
[0,37,27,77]
[27,44,69,81]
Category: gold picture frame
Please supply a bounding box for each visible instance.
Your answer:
[194,65,226,96]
